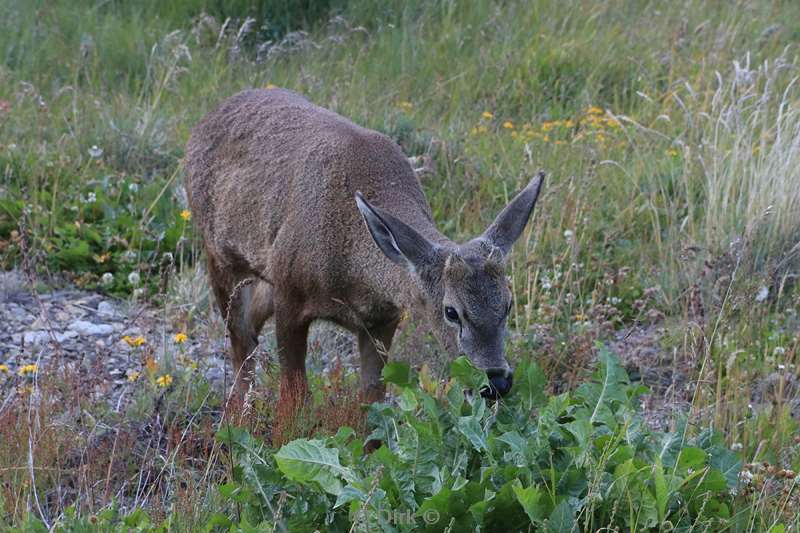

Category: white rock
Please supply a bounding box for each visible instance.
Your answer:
[97,301,116,317]
[15,330,78,345]
[68,320,114,336]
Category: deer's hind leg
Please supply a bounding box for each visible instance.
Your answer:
[207,254,274,398]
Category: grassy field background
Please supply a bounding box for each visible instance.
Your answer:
[1,0,800,530]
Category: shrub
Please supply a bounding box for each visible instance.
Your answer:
[213,347,747,532]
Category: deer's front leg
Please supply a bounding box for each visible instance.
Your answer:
[357,319,399,404]
[274,303,310,408]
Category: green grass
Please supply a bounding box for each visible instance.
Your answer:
[1,0,800,530]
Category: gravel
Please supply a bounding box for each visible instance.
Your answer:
[0,270,359,406]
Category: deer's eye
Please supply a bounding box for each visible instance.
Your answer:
[444,306,461,324]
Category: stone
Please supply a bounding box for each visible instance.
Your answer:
[97,301,116,317]
[68,320,115,336]
[15,329,78,345]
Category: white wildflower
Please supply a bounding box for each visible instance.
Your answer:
[101,272,114,286]
[88,145,103,158]
[755,286,769,302]
[128,272,141,286]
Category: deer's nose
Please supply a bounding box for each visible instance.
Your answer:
[481,368,513,399]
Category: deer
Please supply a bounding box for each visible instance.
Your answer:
[184,88,544,409]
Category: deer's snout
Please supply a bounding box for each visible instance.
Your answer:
[481,368,514,399]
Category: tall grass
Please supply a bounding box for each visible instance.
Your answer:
[701,55,800,271]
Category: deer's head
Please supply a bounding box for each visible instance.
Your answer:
[356,173,543,398]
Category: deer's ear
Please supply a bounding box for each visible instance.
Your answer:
[482,173,544,255]
[355,192,436,271]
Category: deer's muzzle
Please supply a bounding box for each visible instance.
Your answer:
[481,368,514,399]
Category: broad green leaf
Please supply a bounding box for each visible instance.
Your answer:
[274,438,355,496]
[512,479,546,522]
[450,356,489,390]
[708,445,743,489]
[690,468,728,493]
[497,431,531,465]
[333,484,368,508]
[204,513,233,529]
[484,481,532,531]
[652,456,668,525]
[512,359,547,411]
[397,387,419,411]
[565,412,592,448]
[676,447,706,473]
[418,486,476,533]
[382,361,413,386]
[457,415,488,452]
[218,482,251,504]
[547,500,576,533]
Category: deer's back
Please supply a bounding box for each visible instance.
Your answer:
[185,89,432,320]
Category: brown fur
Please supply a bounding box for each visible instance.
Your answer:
[185,88,543,406]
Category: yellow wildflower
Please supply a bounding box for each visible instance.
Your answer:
[575,313,587,321]
[502,121,515,130]
[541,121,555,132]
[666,148,680,157]
[586,106,603,115]
[478,125,488,134]
[0,364,9,373]
[18,364,38,376]
[127,370,141,382]
[156,374,173,387]
[180,210,191,221]
[122,335,146,347]
[265,83,277,89]
[511,131,519,139]
[481,111,494,120]
[398,101,413,111]
[564,119,575,128]
[173,332,188,344]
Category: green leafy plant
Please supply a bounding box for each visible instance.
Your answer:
[213,347,745,532]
